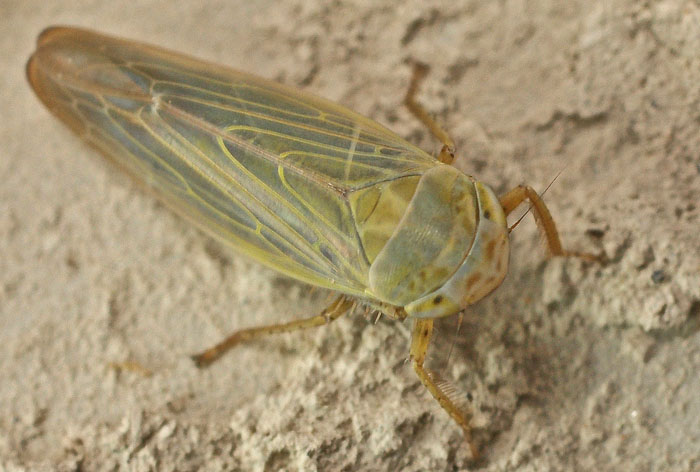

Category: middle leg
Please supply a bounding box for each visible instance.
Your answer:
[404,62,455,164]
[192,295,354,367]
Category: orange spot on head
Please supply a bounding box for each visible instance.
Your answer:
[485,238,497,261]
[466,272,482,289]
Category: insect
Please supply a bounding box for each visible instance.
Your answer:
[27,26,600,458]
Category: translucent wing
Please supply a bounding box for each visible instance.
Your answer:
[27,27,438,296]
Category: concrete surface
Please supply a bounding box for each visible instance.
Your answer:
[1,0,698,470]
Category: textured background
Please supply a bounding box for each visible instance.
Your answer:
[1,1,699,470]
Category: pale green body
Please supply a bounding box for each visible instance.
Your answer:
[28,27,510,319]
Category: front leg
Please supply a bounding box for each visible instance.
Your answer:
[500,185,603,261]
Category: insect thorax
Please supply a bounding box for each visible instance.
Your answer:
[351,165,509,319]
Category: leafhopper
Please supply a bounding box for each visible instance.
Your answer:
[27,27,600,458]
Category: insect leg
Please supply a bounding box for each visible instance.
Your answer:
[410,318,480,459]
[404,62,455,164]
[192,295,354,367]
[500,185,603,261]
[108,361,153,377]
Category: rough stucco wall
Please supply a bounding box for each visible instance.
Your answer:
[1,1,698,470]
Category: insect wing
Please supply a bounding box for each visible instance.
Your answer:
[27,27,438,297]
